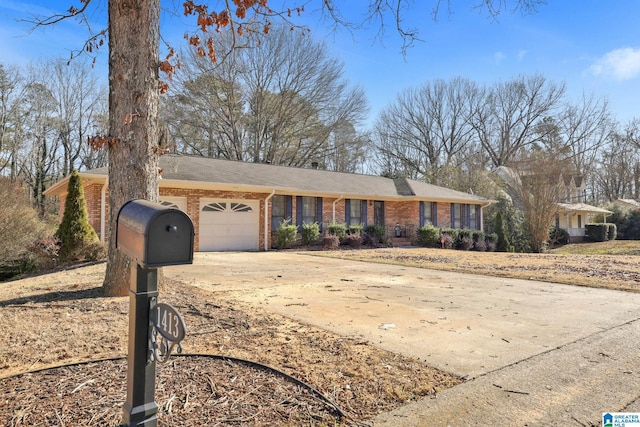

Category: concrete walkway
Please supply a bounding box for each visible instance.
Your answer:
[165,252,640,426]
[373,318,640,426]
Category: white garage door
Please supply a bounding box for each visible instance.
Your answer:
[199,200,259,251]
[160,197,187,212]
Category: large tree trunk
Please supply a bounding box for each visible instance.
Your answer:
[103,0,161,296]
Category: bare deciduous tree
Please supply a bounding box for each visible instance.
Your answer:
[49,59,107,176]
[593,120,640,202]
[0,63,28,180]
[470,74,565,168]
[241,25,368,168]
[507,150,570,253]
[372,77,477,184]
[18,71,61,218]
[558,94,612,177]
[163,45,246,160]
[165,25,368,170]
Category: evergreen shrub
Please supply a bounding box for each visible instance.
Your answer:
[275,220,297,249]
[417,224,440,247]
[365,224,386,244]
[301,222,320,245]
[327,222,347,240]
[54,169,99,261]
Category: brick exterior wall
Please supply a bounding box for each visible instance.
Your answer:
[74,183,484,251]
[322,197,346,225]
[84,184,105,236]
[436,203,452,229]
[385,200,420,240]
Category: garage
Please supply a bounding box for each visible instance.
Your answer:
[199,200,260,251]
[159,197,187,212]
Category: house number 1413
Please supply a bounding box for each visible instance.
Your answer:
[154,302,186,343]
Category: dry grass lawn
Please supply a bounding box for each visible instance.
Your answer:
[320,242,640,292]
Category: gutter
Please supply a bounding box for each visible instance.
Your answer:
[332,194,344,223]
[264,189,276,251]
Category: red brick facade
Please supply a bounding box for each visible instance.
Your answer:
[59,184,484,251]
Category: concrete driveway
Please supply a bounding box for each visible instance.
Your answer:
[165,251,640,426]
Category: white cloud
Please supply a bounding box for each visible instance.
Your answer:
[590,47,640,80]
[494,51,506,64]
[517,50,527,61]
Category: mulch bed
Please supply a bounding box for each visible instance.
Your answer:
[1,355,354,427]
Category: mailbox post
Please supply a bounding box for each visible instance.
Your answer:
[117,199,194,427]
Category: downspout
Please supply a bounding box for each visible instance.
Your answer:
[480,201,492,232]
[332,194,344,223]
[100,178,108,242]
[264,190,276,251]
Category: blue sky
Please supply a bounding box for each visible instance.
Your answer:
[1,1,639,126]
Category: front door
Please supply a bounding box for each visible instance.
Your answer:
[374,201,385,226]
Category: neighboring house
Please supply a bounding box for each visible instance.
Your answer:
[45,155,492,252]
[556,203,612,242]
[494,166,612,243]
[614,198,640,211]
[555,175,613,242]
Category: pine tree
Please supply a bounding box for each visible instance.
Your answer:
[495,211,513,252]
[55,169,99,260]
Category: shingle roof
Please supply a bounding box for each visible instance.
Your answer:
[48,155,491,203]
[557,202,612,214]
[617,199,640,208]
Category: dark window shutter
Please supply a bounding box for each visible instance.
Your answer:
[419,201,425,227]
[296,196,302,231]
[285,196,293,221]
[345,199,351,225]
[361,200,367,227]
[475,205,479,230]
[451,204,455,228]
[433,202,438,226]
[465,204,470,228]
[317,197,323,231]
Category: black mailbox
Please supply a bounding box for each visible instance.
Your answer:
[116,199,194,268]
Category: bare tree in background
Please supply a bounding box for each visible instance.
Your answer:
[470,74,565,168]
[508,149,569,253]
[49,59,107,176]
[1,61,108,184]
[165,25,368,169]
[237,24,368,168]
[163,43,247,160]
[322,118,369,173]
[558,94,612,178]
[0,64,28,180]
[593,120,640,202]
[18,77,59,218]
[372,77,477,184]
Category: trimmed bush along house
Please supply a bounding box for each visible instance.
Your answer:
[45,155,492,251]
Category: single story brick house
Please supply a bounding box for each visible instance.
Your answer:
[45,155,493,251]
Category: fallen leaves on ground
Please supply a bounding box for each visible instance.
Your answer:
[0,264,460,426]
